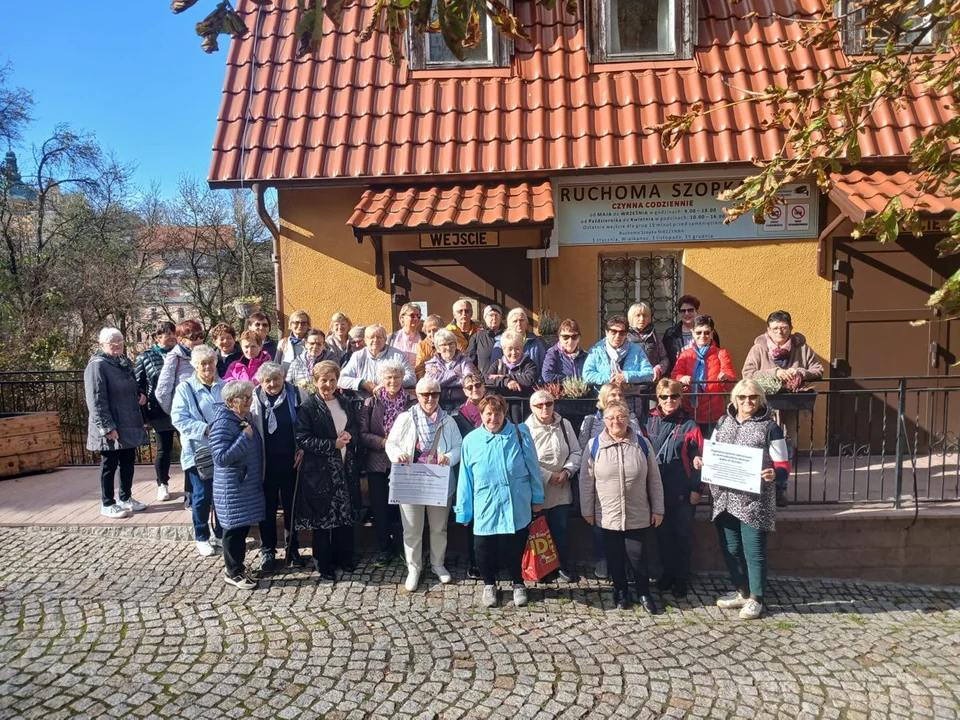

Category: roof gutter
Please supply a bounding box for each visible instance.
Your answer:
[252,182,285,327]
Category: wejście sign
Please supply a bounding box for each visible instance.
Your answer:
[419,231,499,249]
[557,179,817,245]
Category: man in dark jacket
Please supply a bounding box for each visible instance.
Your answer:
[662,295,720,374]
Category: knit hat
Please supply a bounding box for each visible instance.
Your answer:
[483,304,503,318]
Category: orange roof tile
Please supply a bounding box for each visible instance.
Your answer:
[348,180,554,232]
[829,171,960,222]
[209,0,955,186]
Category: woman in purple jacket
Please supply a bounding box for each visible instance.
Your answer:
[424,328,477,405]
[541,319,588,384]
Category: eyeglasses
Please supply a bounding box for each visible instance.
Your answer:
[606,328,628,336]
[736,394,760,402]
[680,308,697,314]
[769,325,790,333]
[604,415,627,423]
[658,393,681,401]
[463,383,483,390]
[418,392,441,399]
[532,401,554,409]
[559,334,579,340]
[291,320,309,325]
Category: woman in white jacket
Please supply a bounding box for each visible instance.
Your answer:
[386,376,463,592]
[525,389,583,583]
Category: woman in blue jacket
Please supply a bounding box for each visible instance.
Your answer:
[210,380,266,590]
[456,393,545,609]
[582,315,654,392]
[540,318,588,384]
[171,345,224,558]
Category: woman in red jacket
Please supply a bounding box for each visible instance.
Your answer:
[671,315,736,435]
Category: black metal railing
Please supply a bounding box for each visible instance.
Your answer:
[1,371,957,506]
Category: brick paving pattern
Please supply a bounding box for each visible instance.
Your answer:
[0,526,958,719]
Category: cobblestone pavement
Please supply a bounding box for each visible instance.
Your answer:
[0,527,958,719]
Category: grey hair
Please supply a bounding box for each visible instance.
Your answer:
[500,330,524,348]
[348,325,366,339]
[378,358,407,381]
[602,401,631,419]
[98,327,123,343]
[190,345,217,369]
[255,361,285,384]
[330,312,352,328]
[433,328,458,347]
[530,389,555,407]
[365,323,387,340]
[416,376,441,394]
[222,380,254,405]
[506,307,528,323]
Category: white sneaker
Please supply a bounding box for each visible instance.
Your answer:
[196,541,215,557]
[738,598,764,620]
[157,485,170,502]
[481,585,498,608]
[716,590,750,609]
[120,498,147,513]
[431,564,452,584]
[512,583,528,607]
[100,504,131,519]
[404,568,420,592]
[210,536,222,548]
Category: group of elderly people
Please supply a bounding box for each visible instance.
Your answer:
[85,296,819,617]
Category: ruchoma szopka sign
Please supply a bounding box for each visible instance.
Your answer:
[557,179,818,245]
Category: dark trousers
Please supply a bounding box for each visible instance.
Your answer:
[545,505,571,572]
[591,524,606,561]
[100,448,135,506]
[312,525,355,574]
[602,527,650,596]
[367,471,401,553]
[715,511,768,599]
[186,467,221,542]
[223,525,250,578]
[474,526,530,586]
[154,429,175,486]
[466,522,477,567]
[656,502,695,582]
[259,461,298,552]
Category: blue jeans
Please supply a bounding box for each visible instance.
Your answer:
[187,467,221,542]
[591,524,605,561]
[545,505,571,571]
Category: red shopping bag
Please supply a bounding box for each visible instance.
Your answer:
[521,515,560,582]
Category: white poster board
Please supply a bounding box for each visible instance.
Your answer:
[701,441,764,495]
[389,463,449,507]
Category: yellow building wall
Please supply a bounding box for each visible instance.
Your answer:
[277,187,392,329]
[542,240,832,374]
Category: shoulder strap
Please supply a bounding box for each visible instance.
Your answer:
[186,381,210,424]
[636,432,648,456]
[591,435,600,460]
[514,422,523,447]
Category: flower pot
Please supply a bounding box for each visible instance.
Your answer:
[233,300,261,320]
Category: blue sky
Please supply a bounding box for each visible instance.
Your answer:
[3,1,230,196]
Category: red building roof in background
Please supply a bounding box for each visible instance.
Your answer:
[209,0,953,187]
[829,170,960,221]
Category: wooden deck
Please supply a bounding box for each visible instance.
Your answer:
[0,465,191,529]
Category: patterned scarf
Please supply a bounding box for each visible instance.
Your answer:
[691,343,711,407]
[380,388,408,436]
[259,386,286,435]
[413,404,447,462]
[766,335,793,368]
[605,341,630,373]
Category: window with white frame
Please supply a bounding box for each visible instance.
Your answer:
[409,10,511,69]
[837,0,940,55]
[592,0,695,62]
[598,253,680,337]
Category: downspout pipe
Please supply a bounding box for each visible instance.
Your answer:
[252,182,285,327]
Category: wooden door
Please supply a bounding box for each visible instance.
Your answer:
[831,237,960,453]
[389,250,533,327]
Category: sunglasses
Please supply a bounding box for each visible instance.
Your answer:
[680,308,697,314]
[559,334,580,340]
[418,392,441,399]
[185,333,204,341]
[463,383,483,390]
[532,401,554,409]
[737,394,759,402]
[659,393,681,401]
[405,313,422,319]
[606,328,628,335]
[291,320,309,325]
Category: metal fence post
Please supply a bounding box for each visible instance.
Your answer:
[893,377,907,509]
